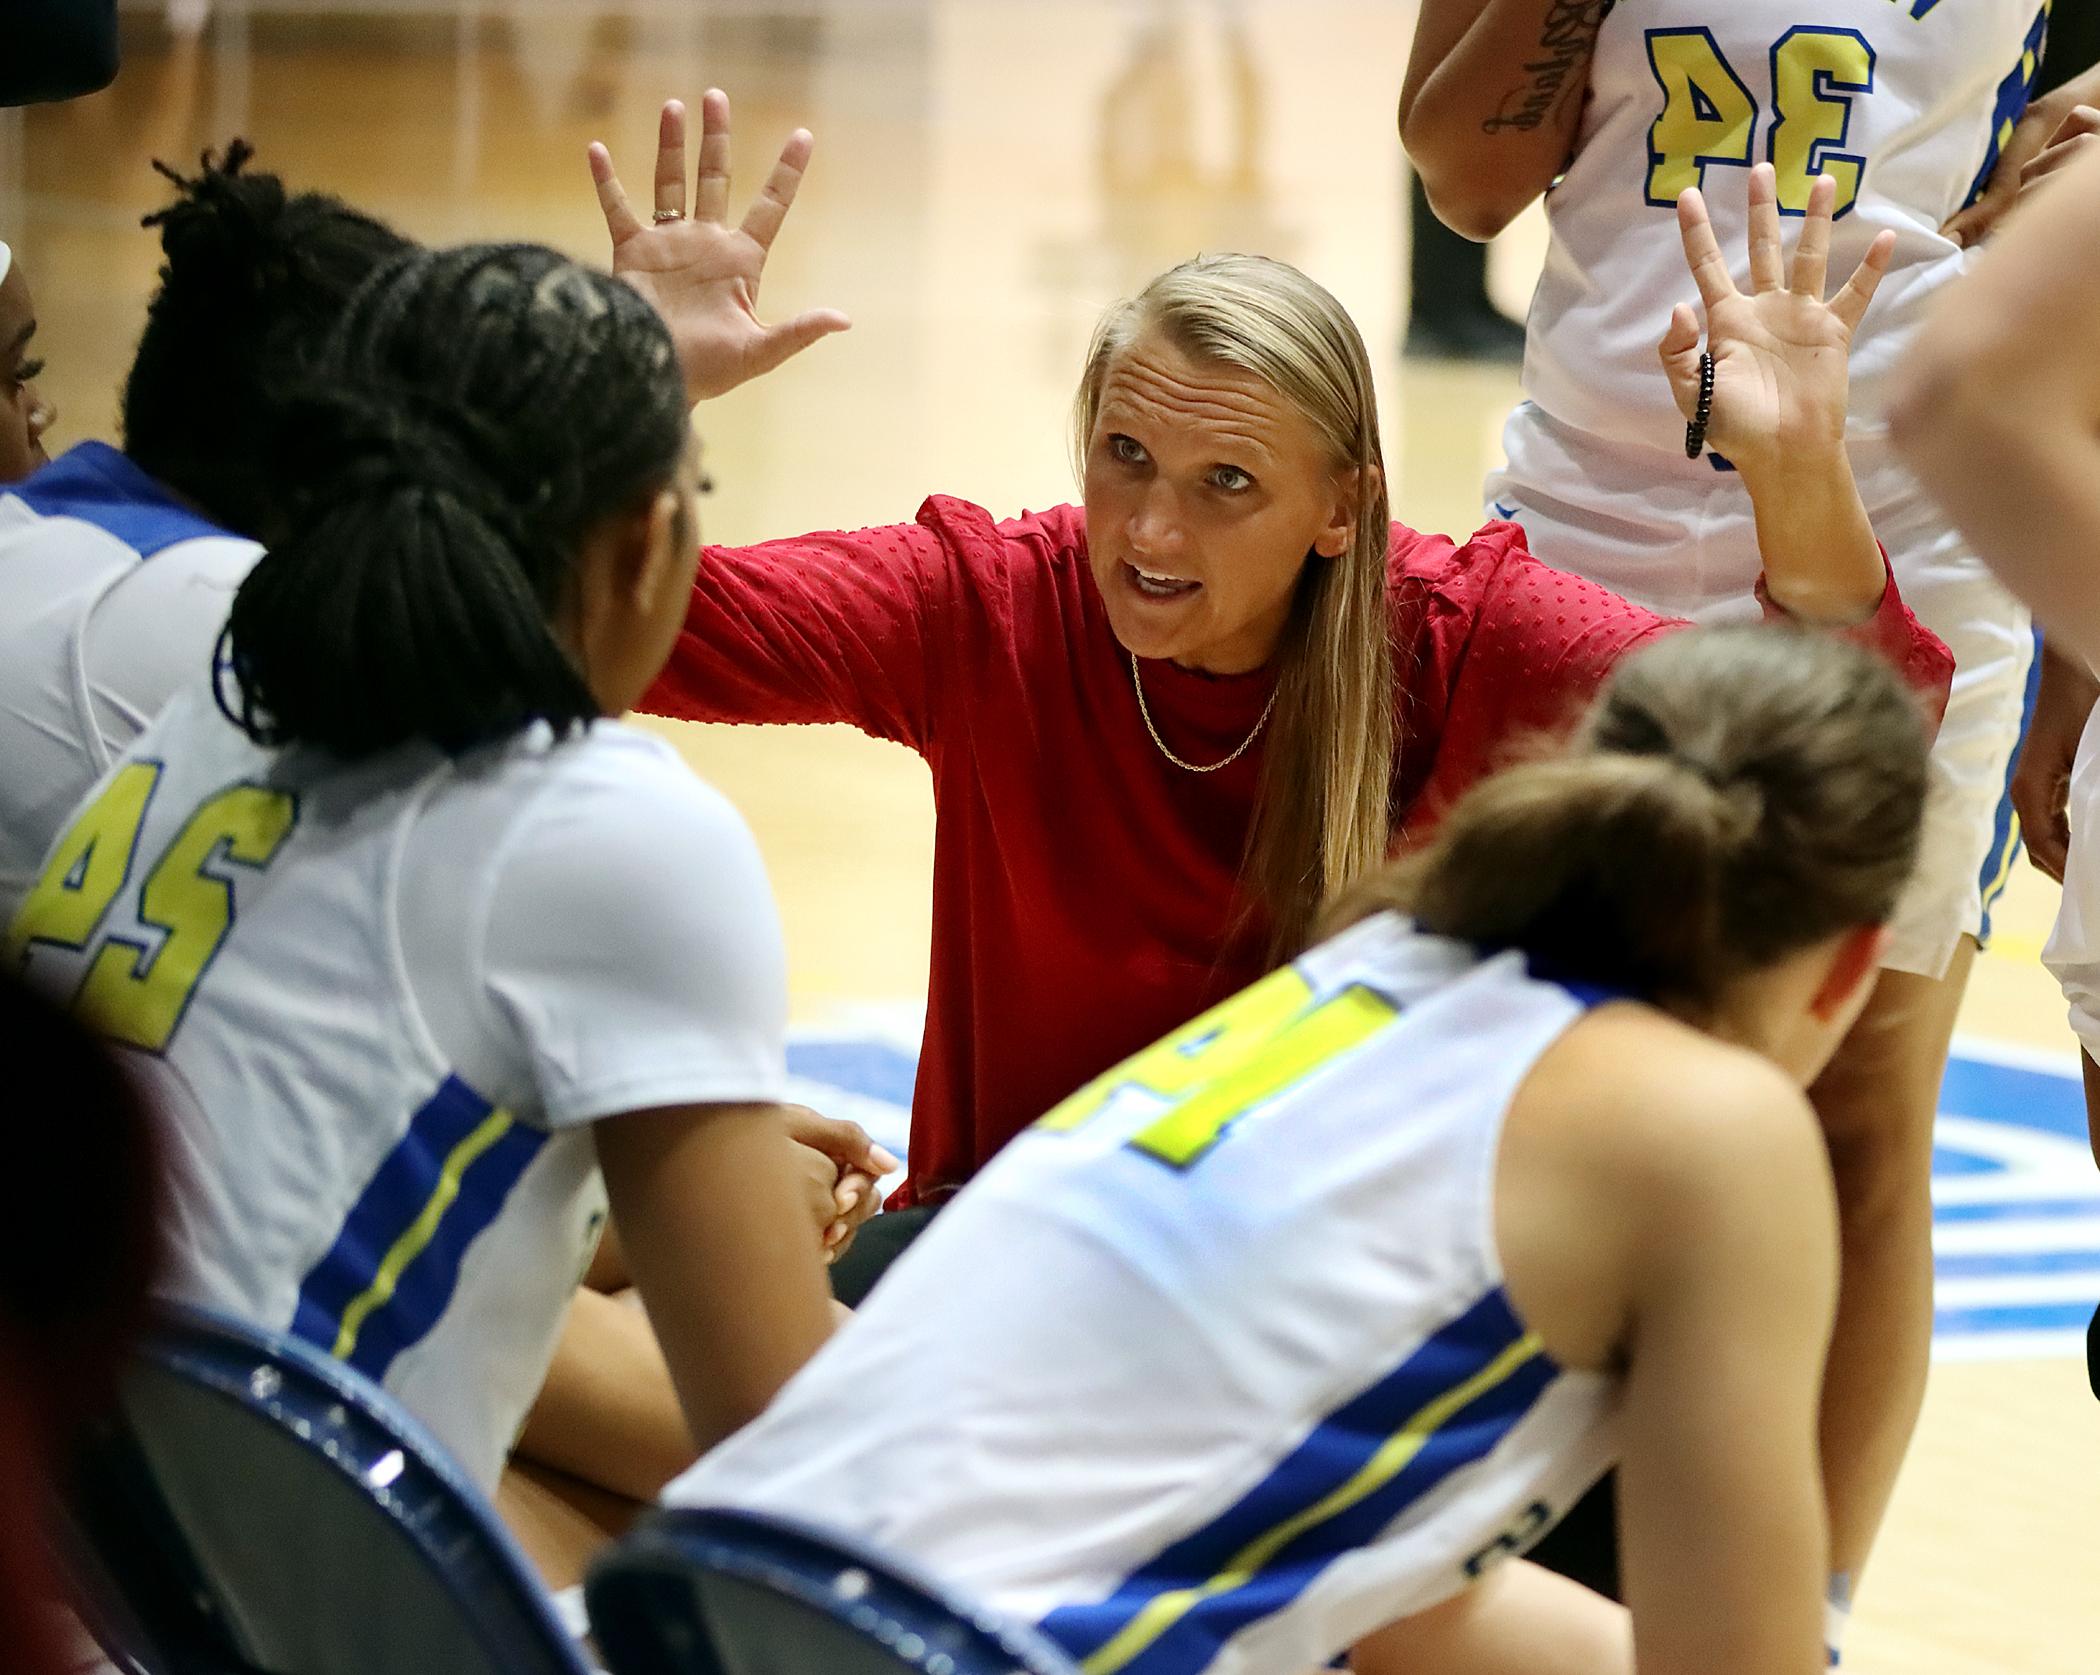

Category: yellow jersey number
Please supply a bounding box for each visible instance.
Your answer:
[1646,26,1876,216]
[5,764,299,1052]
[1035,965,1397,1169]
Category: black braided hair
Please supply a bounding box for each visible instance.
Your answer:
[217,242,691,760]
[121,141,412,540]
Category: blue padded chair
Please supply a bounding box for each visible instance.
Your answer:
[585,1506,1082,1675]
[58,1302,591,1675]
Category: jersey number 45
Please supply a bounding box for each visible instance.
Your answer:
[6,763,299,1053]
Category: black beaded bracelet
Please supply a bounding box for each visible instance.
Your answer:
[1685,351,1715,459]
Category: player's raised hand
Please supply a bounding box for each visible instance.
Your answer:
[1658,163,1894,480]
[590,91,850,405]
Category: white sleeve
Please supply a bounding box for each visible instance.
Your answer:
[81,535,260,745]
[474,754,791,1130]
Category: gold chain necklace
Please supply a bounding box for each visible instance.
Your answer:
[1129,650,1279,774]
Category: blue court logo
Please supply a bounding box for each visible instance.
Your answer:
[1933,1043,2100,1360]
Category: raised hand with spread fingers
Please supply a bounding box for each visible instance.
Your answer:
[1659,163,1896,624]
[590,90,850,404]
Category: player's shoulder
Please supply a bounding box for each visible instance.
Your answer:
[482,718,752,854]
[437,719,775,973]
[1536,1003,1824,1214]
[1,442,238,559]
[1387,516,1537,599]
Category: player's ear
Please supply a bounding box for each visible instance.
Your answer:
[631,484,693,616]
[1808,925,1889,1021]
[587,484,683,616]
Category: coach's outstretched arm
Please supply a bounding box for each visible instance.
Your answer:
[1666,164,1895,628]
[1891,140,2100,675]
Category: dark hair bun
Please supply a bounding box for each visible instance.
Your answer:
[141,141,301,303]
[120,142,414,541]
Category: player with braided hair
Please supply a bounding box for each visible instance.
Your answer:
[9,239,840,1501]
[0,144,408,920]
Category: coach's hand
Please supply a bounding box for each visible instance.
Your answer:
[591,90,850,405]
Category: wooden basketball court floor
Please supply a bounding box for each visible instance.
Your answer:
[5,4,2093,1667]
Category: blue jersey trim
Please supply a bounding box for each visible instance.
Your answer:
[1977,626,2042,945]
[1962,4,2050,211]
[1039,1288,1555,1675]
[291,1074,546,1385]
[8,441,234,560]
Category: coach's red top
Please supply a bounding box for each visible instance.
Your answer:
[645,499,1952,1204]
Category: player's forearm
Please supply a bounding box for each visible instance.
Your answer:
[1737,449,1887,624]
[1400,0,1610,240]
[601,1103,840,1454]
[1895,144,2100,664]
[1895,382,2100,673]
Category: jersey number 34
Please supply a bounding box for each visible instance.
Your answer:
[5,763,299,1052]
[1646,26,1875,215]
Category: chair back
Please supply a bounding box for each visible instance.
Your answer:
[586,1506,1082,1675]
[60,1302,590,1675]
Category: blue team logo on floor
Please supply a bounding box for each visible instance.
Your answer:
[790,1018,2100,1361]
[1931,1042,2099,1360]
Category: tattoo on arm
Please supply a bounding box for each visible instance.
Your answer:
[1481,0,1613,136]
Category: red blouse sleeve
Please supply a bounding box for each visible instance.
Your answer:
[1755,567,1954,727]
[1401,521,1677,825]
[641,498,1089,755]
[1400,520,1954,830]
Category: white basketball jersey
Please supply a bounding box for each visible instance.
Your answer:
[9,686,791,1489]
[672,918,1618,1675]
[0,443,260,921]
[1520,0,2045,455]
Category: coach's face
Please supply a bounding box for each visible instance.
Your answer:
[0,261,54,483]
[1082,333,1360,676]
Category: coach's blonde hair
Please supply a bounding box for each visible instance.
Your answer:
[1075,253,1394,953]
